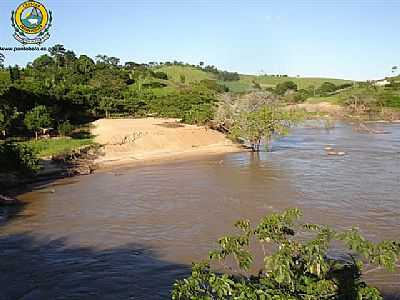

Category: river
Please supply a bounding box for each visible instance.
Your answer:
[1,122,399,299]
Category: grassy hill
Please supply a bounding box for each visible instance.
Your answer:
[155,65,351,93]
[241,75,352,89]
[0,70,10,82]
[157,65,215,83]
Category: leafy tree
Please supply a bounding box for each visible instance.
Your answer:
[173,209,400,300]
[317,82,337,95]
[217,71,240,81]
[24,105,53,140]
[99,96,116,118]
[108,57,120,67]
[292,89,312,103]
[95,55,120,68]
[275,81,298,95]
[9,65,21,82]
[76,55,95,75]
[32,54,54,69]
[0,105,19,138]
[182,103,213,125]
[0,142,39,175]
[58,120,74,136]
[230,105,302,151]
[392,66,398,75]
[64,50,77,68]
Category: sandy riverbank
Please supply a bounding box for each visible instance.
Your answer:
[91,118,244,167]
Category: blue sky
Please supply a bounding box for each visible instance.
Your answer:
[0,0,399,80]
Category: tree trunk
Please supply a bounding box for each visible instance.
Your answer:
[35,131,38,140]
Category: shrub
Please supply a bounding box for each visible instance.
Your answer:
[153,71,168,80]
[217,71,240,81]
[317,82,338,95]
[292,88,312,103]
[275,81,298,96]
[173,209,400,300]
[58,120,74,136]
[182,103,214,125]
[199,80,229,93]
[0,142,39,175]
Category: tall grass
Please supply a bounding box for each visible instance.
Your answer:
[20,138,94,157]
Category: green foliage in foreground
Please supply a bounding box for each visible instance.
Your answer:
[0,142,39,175]
[173,209,400,300]
[230,106,303,151]
[20,137,94,157]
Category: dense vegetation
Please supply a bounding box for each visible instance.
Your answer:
[1,46,399,175]
[0,142,39,175]
[173,209,400,300]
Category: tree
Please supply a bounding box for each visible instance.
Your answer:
[173,209,400,300]
[0,143,39,175]
[275,81,298,95]
[9,65,21,82]
[58,120,74,136]
[317,81,337,95]
[230,105,302,151]
[99,96,115,118]
[76,55,95,75]
[392,66,398,75]
[0,53,5,69]
[95,55,120,68]
[108,57,120,67]
[24,105,53,140]
[64,50,77,68]
[0,105,19,138]
[32,54,54,69]
[48,44,66,67]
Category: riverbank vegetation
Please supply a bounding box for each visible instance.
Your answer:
[173,209,400,300]
[1,45,399,175]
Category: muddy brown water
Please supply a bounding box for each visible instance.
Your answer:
[1,122,400,300]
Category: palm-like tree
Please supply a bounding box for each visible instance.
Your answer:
[0,53,5,69]
[48,44,66,67]
[392,66,398,76]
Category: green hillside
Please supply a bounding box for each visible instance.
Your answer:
[155,65,351,93]
[157,65,215,83]
[240,74,352,89]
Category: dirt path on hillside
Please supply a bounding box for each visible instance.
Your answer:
[91,118,244,167]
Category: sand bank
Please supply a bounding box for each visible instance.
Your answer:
[91,118,244,167]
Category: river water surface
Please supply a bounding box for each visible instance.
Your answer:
[1,122,400,299]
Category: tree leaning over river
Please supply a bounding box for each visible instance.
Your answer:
[230,105,303,152]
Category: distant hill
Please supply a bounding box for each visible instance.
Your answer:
[155,65,352,93]
[157,65,214,83]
